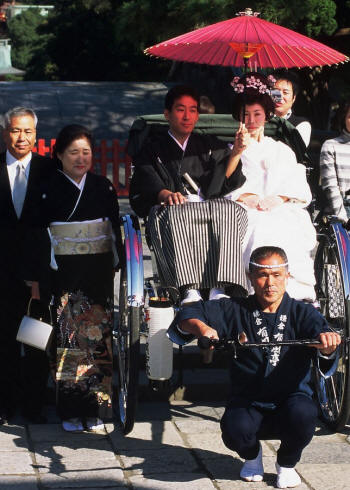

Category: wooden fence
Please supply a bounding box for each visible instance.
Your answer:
[32,139,132,196]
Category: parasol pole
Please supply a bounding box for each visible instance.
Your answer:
[241,49,255,125]
[229,45,259,124]
[229,8,264,125]
[242,58,248,127]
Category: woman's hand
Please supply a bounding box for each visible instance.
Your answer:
[232,122,250,155]
[31,281,41,300]
[238,193,260,209]
[158,189,186,206]
[257,195,284,211]
[225,123,250,178]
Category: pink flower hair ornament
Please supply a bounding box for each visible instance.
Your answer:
[230,74,276,95]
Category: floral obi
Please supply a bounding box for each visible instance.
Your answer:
[49,218,113,256]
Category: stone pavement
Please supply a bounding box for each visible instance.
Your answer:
[0,401,349,490]
[2,207,350,489]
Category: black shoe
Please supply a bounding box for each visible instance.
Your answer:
[22,412,47,424]
[0,406,15,425]
[0,410,12,425]
[25,414,47,424]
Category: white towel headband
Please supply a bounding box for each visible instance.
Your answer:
[249,261,288,269]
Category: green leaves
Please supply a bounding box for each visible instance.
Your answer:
[7,8,49,71]
[6,0,350,81]
[255,0,337,36]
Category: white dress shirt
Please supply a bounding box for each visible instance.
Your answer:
[6,150,32,199]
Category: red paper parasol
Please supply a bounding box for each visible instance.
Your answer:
[145,8,348,70]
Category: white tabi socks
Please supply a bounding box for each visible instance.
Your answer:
[180,288,202,305]
[276,463,301,488]
[240,443,264,482]
[209,287,230,300]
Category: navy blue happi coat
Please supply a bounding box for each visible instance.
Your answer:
[177,293,333,407]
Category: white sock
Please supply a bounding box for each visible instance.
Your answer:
[240,444,264,482]
[209,287,230,300]
[86,417,104,430]
[276,462,301,488]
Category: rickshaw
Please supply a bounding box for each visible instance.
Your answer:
[113,114,350,435]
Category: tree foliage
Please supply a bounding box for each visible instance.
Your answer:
[7,0,350,81]
[256,0,337,36]
[334,0,350,29]
[25,0,120,80]
[13,1,45,4]
[7,8,48,71]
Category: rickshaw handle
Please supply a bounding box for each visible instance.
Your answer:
[198,336,350,351]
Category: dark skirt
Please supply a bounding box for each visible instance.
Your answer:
[52,252,114,421]
[147,199,248,292]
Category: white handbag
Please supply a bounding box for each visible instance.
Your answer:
[16,300,53,351]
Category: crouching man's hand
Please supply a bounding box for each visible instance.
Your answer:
[310,331,341,355]
[179,319,219,341]
[180,319,219,352]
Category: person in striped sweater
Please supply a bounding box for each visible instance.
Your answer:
[320,101,350,222]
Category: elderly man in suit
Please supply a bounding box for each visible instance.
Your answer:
[0,107,53,424]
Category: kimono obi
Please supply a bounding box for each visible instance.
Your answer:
[49,218,113,256]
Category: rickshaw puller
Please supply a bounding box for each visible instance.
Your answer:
[175,246,340,488]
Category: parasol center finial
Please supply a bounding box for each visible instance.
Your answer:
[229,42,263,59]
[236,8,260,17]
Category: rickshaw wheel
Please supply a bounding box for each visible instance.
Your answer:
[314,232,350,431]
[113,265,140,435]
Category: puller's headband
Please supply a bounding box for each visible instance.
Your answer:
[249,261,288,269]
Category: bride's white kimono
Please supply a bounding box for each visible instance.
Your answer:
[225,136,317,301]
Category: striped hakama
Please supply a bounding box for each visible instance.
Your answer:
[147,198,248,293]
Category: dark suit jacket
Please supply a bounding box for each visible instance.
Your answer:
[0,152,54,285]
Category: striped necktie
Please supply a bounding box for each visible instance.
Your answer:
[13,163,27,218]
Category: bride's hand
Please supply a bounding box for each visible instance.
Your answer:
[233,122,250,155]
[257,195,283,211]
[239,193,260,209]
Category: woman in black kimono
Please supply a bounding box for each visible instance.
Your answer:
[39,125,123,432]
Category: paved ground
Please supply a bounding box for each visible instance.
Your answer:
[0,401,349,490]
[1,197,349,489]
[2,194,350,488]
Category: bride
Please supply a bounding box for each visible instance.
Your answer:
[225,73,316,301]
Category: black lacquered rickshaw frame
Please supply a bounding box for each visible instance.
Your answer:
[113,215,143,435]
[313,217,350,431]
[114,113,350,434]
